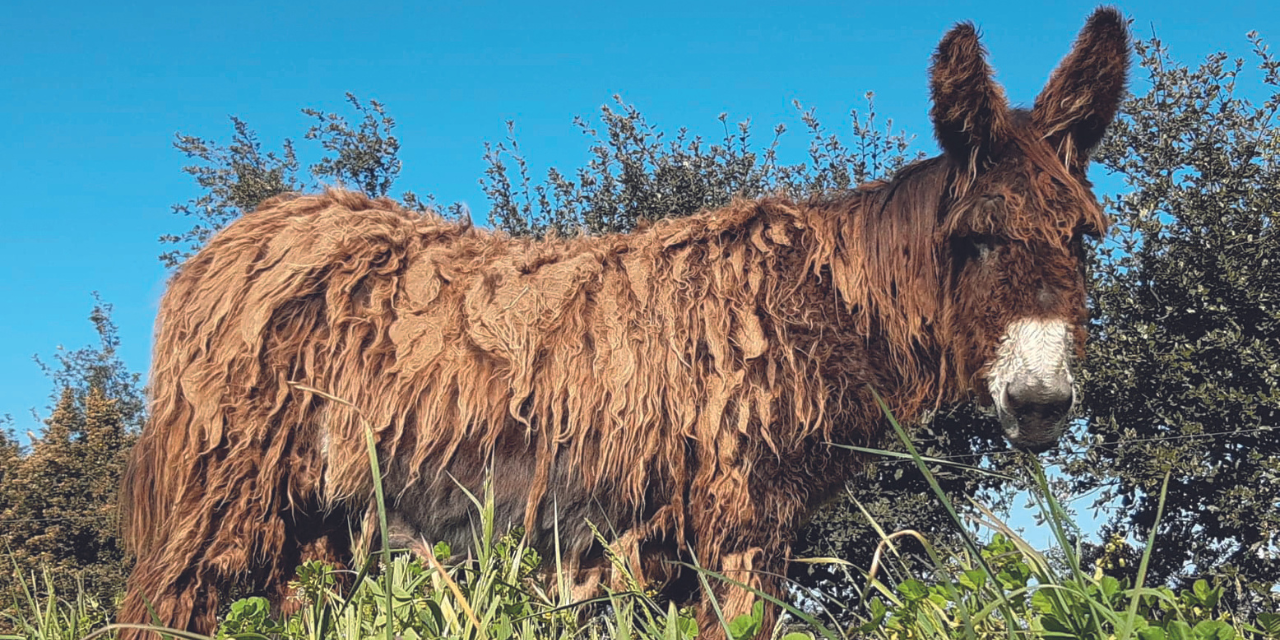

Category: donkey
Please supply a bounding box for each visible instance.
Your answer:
[118,7,1129,640]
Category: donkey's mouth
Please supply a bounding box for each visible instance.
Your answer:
[1005,371,1074,446]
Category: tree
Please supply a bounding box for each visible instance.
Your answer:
[162,117,301,268]
[1070,30,1280,610]
[0,419,18,491]
[34,294,146,433]
[162,93,446,268]
[480,94,921,238]
[0,303,140,616]
[0,388,133,606]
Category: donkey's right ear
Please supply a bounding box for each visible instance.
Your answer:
[929,22,1012,169]
[1031,7,1131,169]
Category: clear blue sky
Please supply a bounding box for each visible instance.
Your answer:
[0,2,1271,460]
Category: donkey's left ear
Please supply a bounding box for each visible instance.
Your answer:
[1031,7,1131,168]
[929,22,1013,168]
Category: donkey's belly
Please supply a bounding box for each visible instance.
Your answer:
[381,434,631,566]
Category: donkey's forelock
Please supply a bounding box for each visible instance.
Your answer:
[939,127,1111,248]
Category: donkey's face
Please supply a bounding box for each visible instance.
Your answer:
[931,8,1130,452]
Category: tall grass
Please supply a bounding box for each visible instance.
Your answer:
[0,568,110,640]
[4,394,1277,639]
[838,389,1279,640]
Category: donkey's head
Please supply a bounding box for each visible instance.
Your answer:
[931,8,1129,452]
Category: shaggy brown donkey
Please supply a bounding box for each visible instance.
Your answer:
[119,7,1129,639]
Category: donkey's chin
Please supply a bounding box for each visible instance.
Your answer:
[999,411,1069,454]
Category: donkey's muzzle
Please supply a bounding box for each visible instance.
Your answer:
[987,317,1078,454]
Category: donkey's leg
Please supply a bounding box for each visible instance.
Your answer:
[270,518,354,618]
[118,547,216,640]
[686,472,799,640]
[118,483,300,640]
[117,512,246,640]
[690,543,789,640]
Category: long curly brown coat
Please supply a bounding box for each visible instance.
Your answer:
[119,8,1129,639]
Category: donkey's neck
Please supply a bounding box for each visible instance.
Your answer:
[798,157,958,423]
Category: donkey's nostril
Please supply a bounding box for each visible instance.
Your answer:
[1005,377,1073,421]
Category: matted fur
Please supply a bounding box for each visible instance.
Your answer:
[119,9,1129,639]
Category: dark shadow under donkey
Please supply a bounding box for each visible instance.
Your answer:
[118,7,1130,640]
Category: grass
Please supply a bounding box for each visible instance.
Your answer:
[4,395,1279,639]
[0,568,110,640]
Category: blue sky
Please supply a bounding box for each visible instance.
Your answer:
[0,0,1273,533]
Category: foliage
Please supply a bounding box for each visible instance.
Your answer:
[0,424,18,489]
[91,482,759,640]
[480,93,921,238]
[161,93,444,267]
[857,533,1280,640]
[842,401,1279,640]
[162,115,301,267]
[208,542,601,640]
[32,295,145,433]
[0,385,134,627]
[795,404,1015,607]
[301,93,403,200]
[0,305,140,630]
[6,405,1276,640]
[1070,30,1280,604]
[0,568,111,640]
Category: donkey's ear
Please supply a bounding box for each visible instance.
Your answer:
[929,22,1012,168]
[1031,7,1131,167]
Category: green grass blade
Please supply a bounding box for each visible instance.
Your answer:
[1117,470,1171,640]
[675,562,842,640]
[830,443,1016,481]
